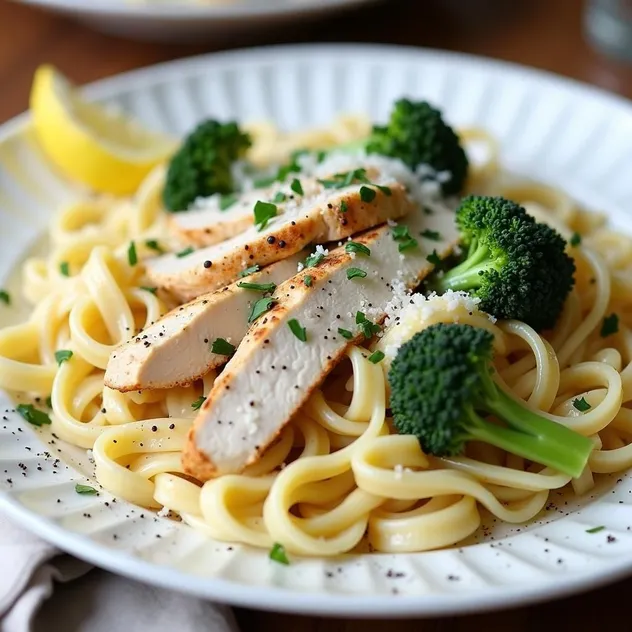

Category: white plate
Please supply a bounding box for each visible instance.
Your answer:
[2,44,632,618]
[16,0,380,43]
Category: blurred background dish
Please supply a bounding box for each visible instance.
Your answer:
[15,0,382,43]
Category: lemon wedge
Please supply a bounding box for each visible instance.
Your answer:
[30,65,178,196]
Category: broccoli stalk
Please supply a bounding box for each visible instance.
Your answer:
[388,323,593,479]
[163,119,252,212]
[336,99,469,196]
[428,195,576,331]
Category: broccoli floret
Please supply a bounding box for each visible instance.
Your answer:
[388,323,593,478]
[338,99,468,195]
[163,119,252,212]
[428,195,575,331]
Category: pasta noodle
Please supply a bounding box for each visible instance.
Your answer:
[2,115,632,557]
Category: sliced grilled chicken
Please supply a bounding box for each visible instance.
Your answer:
[146,174,416,303]
[170,176,327,247]
[182,201,459,480]
[104,253,305,392]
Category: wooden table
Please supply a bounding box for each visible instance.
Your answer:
[2,0,632,629]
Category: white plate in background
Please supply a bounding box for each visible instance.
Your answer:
[1,44,632,617]
[16,0,381,43]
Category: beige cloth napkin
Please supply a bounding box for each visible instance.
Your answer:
[0,512,239,632]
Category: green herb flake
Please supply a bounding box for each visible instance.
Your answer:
[16,403,51,427]
[359,186,377,203]
[368,350,385,364]
[254,200,278,231]
[145,239,164,253]
[0,290,10,305]
[420,229,442,241]
[191,396,207,411]
[347,268,367,280]
[176,247,195,258]
[345,242,371,257]
[338,328,354,340]
[237,281,277,293]
[288,318,307,342]
[398,238,419,253]
[253,175,277,188]
[304,275,313,287]
[290,178,304,196]
[269,542,290,565]
[128,241,138,267]
[60,261,70,277]
[219,194,239,211]
[339,200,348,213]
[55,350,73,366]
[426,250,442,266]
[376,185,392,197]
[356,311,381,339]
[248,297,276,324]
[75,484,98,495]
[211,338,235,356]
[586,526,606,534]
[141,286,158,295]
[272,192,287,204]
[319,168,368,190]
[45,396,52,409]
[391,225,411,241]
[601,313,619,338]
[239,265,260,278]
[573,397,591,412]
[423,206,434,215]
[304,252,325,268]
[570,232,582,247]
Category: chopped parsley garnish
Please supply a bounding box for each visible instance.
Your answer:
[176,247,195,258]
[586,526,606,534]
[60,261,70,277]
[338,328,354,340]
[254,200,278,231]
[248,297,276,323]
[276,160,302,182]
[219,193,239,211]
[304,252,325,268]
[191,396,207,411]
[128,241,138,266]
[272,192,287,204]
[391,225,411,241]
[145,239,163,253]
[237,281,277,293]
[398,238,419,253]
[573,397,591,412]
[45,396,52,409]
[426,250,442,266]
[239,264,260,278]
[376,185,392,197]
[356,311,381,339]
[368,350,385,364]
[339,200,348,213]
[319,168,369,190]
[347,268,367,280]
[211,338,236,356]
[0,290,10,305]
[304,275,313,287]
[141,286,158,295]
[253,175,277,188]
[601,313,619,338]
[288,318,307,342]
[16,403,51,426]
[54,350,73,366]
[290,178,304,196]
[570,232,582,247]
[269,542,290,565]
[420,229,442,241]
[75,484,98,495]
[345,242,370,257]
[359,186,376,203]
[423,206,434,215]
